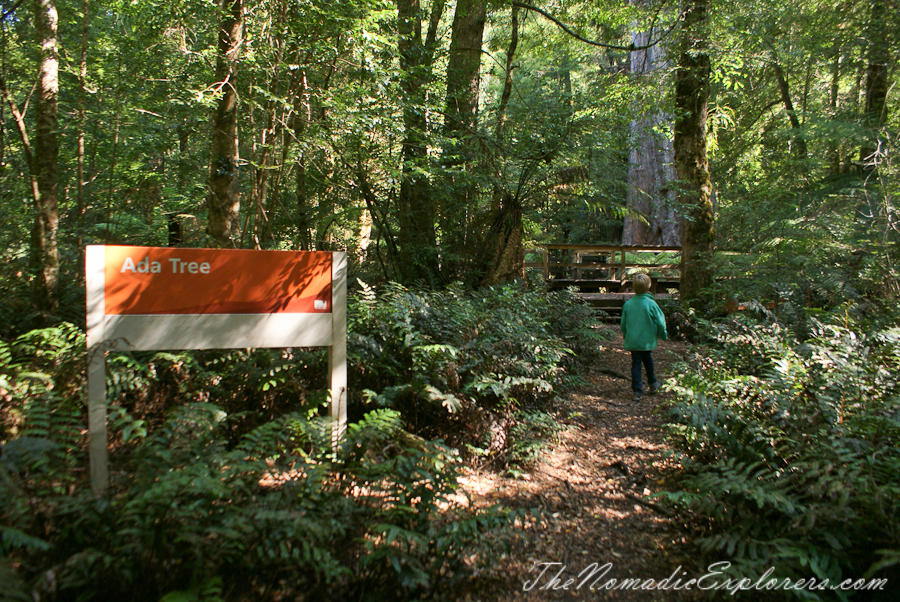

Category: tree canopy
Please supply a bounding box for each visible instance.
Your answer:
[0,0,894,309]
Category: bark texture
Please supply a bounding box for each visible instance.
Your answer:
[207,0,243,248]
[440,0,487,281]
[396,0,442,283]
[76,0,89,241]
[623,26,681,247]
[478,193,524,286]
[32,0,60,311]
[673,0,713,301]
[443,0,486,140]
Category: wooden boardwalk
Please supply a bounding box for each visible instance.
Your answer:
[525,244,681,313]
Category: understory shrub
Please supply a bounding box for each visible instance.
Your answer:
[658,303,900,600]
[2,388,519,601]
[349,280,604,462]
[2,279,590,600]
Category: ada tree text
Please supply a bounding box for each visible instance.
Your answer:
[121,256,211,275]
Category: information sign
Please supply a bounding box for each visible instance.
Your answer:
[85,246,347,496]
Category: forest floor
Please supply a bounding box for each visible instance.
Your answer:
[458,324,705,602]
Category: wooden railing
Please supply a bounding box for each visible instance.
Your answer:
[524,244,682,293]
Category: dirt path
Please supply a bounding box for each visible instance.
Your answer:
[459,325,703,601]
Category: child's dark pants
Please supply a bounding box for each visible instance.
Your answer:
[630,350,656,394]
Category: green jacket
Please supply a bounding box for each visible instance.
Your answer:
[620,293,668,351]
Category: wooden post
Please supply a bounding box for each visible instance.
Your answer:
[330,252,348,445]
[542,247,549,281]
[88,350,107,496]
[85,246,109,497]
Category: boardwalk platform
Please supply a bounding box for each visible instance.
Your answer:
[578,292,676,317]
[525,244,681,314]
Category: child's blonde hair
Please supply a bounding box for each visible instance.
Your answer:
[632,273,651,294]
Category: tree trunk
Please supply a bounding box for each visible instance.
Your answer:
[104,69,121,242]
[0,76,40,213]
[76,0,89,252]
[293,70,312,251]
[478,193,524,286]
[246,78,279,249]
[396,0,442,283]
[440,0,487,280]
[207,0,243,248]
[250,103,275,249]
[771,61,809,161]
[444,0,486,141]
[32,0,60,312]
[477,5,524,286]
[858,0,890,171]
[494,4,519,141]
[674,0,713,301]
[623,22,681,247]
[828,51,843,174]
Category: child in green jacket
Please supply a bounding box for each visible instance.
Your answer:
[620,274,668,401]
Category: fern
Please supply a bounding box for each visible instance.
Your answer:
[661,307,900,596]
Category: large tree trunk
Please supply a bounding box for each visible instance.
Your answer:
[207,0,243,248]
[623,22,681,247]
[440,0,487,281]
[478,193,524,286]
[674,0,713,301]
[443,0,486,141]
[396,0,442,283]
[32,0,60,312]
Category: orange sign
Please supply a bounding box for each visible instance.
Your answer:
[104,246,332,315]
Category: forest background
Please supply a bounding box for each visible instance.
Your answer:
[1,0,899,600]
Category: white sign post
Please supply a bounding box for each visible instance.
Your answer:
[85,246,347,496]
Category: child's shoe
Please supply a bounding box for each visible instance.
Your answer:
[648,383,660,395]
[632,392,642,401]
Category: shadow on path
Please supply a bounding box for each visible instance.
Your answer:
[459,325,703,601]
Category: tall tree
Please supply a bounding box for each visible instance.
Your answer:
[623,16,681,247]
[207,0,244,248]
[673,0,713,301]
[440,0,487,280]
[396,0,443,282]
[32,0,60,311]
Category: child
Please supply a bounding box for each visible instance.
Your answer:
[620,273,667,401]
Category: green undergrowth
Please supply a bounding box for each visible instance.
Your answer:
[349,281,604,465]
[0,280,598,600]
[658,302,900,600]
[2,399,522,601]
